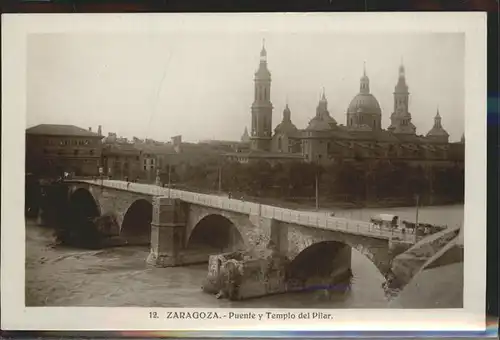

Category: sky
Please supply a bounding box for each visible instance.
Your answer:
[27,32,465,142]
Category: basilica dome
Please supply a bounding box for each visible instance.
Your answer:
[347,93,382,115]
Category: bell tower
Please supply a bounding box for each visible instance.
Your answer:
[250,40,273,151]
[388,59,416,134]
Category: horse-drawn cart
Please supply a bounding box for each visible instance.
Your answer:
[370,214,399,230]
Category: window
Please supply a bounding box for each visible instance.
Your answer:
[90,149,94,155]
[143,165,147,170]
[84,140,90,145]
[74,149,79,155]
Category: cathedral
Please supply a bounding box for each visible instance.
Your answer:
[228,43,463,165]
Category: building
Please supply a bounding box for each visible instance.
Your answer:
[25,124,103,177]
[227,43,463,166]
[101,142,141,181]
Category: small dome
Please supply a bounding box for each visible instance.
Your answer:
[322,114,337,126]
[306,117,333,131]
[347,93,382,114]
[426,127,449,137]
[275,121,298,134]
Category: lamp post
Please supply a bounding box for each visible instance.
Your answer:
[415,194,420,243]
[315,159,320,211]
[155,169,161,187]
[99,167,103,187]
[167,163,172,198]
[315,170,319,211]
[218,163,222,194]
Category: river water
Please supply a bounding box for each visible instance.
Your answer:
[25,204,463,308]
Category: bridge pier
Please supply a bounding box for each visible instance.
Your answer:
[147,197,186,267]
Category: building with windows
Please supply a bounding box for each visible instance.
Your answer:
[25,124,103,177]
[101,142,142,181]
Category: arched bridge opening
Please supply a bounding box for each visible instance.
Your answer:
[286,241,353,295]
[121,199,153,246]
[187,214,245,258]
[63,188,101,248]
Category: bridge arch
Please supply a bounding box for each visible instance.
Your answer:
[187,213,246,253]
[65,188,102,247]
[287,240,353,291]
[121,199,153,245]
[287,233,392,286]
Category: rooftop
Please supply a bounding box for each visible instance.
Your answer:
[26,124,100,138]
[225,151,305,160]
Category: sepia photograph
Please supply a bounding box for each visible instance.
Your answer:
[2,13,487,332]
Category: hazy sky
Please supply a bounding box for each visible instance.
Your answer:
[27,32,464,142]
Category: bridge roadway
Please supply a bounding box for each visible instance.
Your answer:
[81,179,415,244]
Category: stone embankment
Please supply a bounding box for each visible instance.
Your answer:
[390,224,462,289]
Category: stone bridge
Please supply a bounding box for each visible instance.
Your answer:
[44,179,419,285]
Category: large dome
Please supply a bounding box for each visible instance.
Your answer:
[347,93,382,114]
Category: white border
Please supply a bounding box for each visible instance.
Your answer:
[1,12,487,331]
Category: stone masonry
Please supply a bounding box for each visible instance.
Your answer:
[60,181,415,283]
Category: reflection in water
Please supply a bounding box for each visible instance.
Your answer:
[25,205,463,308]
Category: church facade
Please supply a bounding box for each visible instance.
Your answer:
[227,44,464,166]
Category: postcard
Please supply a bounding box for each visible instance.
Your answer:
[1,12,487,333]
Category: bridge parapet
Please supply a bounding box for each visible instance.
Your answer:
[72,179,416,243]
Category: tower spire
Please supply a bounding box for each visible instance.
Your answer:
[360,63,370,94]
[260,39,267,62]
[399,57,406,78]
[251,40,273,151]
